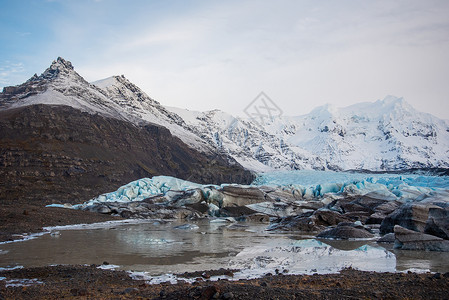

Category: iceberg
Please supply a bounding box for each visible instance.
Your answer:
[228,239,396,276]
[79,176,206,207]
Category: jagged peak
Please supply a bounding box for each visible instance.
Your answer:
[52,57,74,70]
[28,57,77,82]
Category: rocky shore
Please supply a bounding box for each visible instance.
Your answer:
[1,265,448,299]
[75,176,449,252]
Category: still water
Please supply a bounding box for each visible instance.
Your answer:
[1,220,448,278]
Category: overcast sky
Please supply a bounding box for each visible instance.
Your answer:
[1,0,449,119]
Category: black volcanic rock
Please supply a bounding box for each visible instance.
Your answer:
[0,104,254,205]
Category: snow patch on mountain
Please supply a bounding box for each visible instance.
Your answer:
[167,96,449,172]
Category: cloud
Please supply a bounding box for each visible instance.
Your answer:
[4,0,449,118]
[0,62,25,86]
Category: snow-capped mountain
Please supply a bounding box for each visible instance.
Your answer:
[167,96,449,172]
[2,57,448,173]
[0,57,210,153]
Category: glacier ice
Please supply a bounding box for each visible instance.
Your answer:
[254,170,449,201]
[228,239,396,276]
[58,170,449,210]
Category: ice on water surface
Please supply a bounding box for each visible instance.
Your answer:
[229,239,396,277]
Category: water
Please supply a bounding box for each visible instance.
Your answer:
[1,220,449,278]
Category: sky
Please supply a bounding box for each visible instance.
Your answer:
[1,0,449,119]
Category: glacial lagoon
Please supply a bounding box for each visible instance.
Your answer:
[2,170,449,281]
[1,220,449,282]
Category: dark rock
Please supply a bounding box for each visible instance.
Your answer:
[223,292,234,299]
[394,225,449,251]
[122,288,138,294]
[219,206,258,218]
[317,223,374,240]
[424,206,449,240]
[200,285,219,299]
[221,186,267,207]
[377,233,395,243]
[380,203,438,234]
[343,211,372,223]
[185,202,210,214]
[267,215,325,232]
[70,288,88,296]
[312,209,352,226]
[366,200,402,224]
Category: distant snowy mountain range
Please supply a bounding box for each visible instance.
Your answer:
[2,57,448,172]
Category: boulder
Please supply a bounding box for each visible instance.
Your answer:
[424,206,449,240]
[366,200,402,224]
[394,225,449,251]
[267,215,325,232]
[221,186,268,207]
[328,196,389,215]
[380,203,440,234]
[316,223,374,240]
[377,233,395,244]
[219,206,258,218]
[312,209,352,226]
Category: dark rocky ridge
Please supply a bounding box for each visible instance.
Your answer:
[0,104,254,205]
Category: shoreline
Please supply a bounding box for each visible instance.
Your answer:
[1,264,448,299]
[0,201,122,243]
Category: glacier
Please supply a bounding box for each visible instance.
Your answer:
[58,171,449,210]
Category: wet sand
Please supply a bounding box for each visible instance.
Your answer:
[1,265,449,299]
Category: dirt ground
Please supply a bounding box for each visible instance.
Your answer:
[0,200,121,243]
[0,265,448,299]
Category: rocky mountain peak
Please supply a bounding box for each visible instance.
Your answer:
[28,57,76,82]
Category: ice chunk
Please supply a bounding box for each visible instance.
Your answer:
[229,239,396,275]
[82,176,205,207]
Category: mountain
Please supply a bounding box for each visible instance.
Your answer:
[0,58,254,204]
[167,96,449,172]
[2,56,448,196]
[0,57,209,152]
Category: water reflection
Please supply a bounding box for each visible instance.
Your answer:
[1,221,448,275]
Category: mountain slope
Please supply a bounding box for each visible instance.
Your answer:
[0,57,210,152]
[0,58,254,203]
